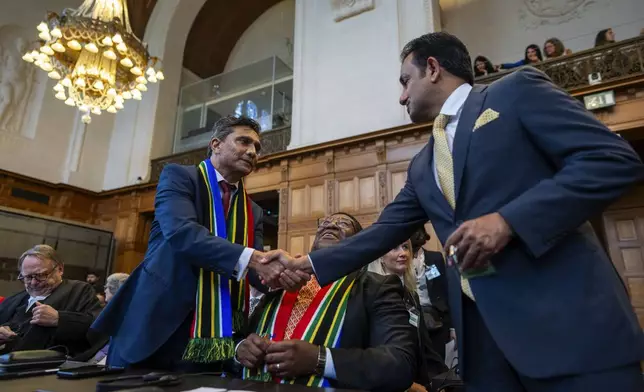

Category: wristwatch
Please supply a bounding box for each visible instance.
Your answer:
[314,345,327,376]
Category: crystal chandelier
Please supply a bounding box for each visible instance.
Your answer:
[22,0,164,124]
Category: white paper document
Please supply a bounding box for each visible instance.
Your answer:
[445,339,458,368]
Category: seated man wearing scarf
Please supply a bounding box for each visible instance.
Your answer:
[93,116,303,371]
[236,213,422,392]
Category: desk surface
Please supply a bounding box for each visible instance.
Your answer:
[1,373,359,392]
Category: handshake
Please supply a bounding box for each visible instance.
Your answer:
[248,249,314,291]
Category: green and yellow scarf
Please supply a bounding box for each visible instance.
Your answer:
[182,159,254,363]
[244,271,359,387]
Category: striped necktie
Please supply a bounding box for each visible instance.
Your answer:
[432,114,475,301]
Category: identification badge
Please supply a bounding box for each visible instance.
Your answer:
[408,308,420,328]
[425,264,441,281]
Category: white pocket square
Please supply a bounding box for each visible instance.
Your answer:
[473,109,500,131]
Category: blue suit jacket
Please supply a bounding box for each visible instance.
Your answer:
[92,164,264,365]
[310,67,644,378]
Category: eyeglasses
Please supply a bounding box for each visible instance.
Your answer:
[18,267,56,283]
[317,216,356,232]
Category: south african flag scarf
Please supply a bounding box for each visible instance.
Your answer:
[243,271,359,387]
[182,159,253,363]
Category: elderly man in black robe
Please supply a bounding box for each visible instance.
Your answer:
[0,245,102,356]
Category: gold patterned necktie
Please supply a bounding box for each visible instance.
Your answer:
[284,276,321,339]
[432,114,475,300]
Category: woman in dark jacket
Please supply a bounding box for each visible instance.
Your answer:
[370,239,448,391]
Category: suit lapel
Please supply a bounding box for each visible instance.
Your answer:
[0,292,29,320]
[43,280,71,308]
[452,84,487,206]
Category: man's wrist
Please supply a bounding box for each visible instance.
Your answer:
[233,339,246,364]
[301,255,314,274]
[314,345,326,376]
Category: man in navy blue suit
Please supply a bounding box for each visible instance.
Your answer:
[92,116,303,371]
[268,33,644,391]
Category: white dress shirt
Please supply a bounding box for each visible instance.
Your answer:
[413,251,432,307]
[432,83,473,191]
[26,295,49,312]
[213,169,254,281]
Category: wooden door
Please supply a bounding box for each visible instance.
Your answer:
[603,208,644,327]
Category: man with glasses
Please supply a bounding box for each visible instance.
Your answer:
[236,213,445,392]
[0,244,102,356]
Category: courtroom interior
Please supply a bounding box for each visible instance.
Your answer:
[1,0,644,391]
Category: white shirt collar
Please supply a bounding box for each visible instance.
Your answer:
[439,83,473,117]
[214,168,239,188]
[26,295,49,312]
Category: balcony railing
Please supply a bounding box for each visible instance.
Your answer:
[174,56,293,153]
[476,35,644,91]
[151,36,644,183]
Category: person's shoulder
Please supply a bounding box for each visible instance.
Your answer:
[1,289,28,304]
[161,163,197,178]
[66,279,95,292]
[357,270,404,292]
[157,164,199,191]
[493,66,550,89]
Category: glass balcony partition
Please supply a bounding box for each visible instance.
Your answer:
[174,56,293,154]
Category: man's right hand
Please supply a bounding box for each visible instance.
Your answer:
[261,250,314,275]
[261,250,312,291]
[0,326,17,342]
[236,333,271,369]
[249,251,285,289]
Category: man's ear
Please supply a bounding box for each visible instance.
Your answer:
[210,138,221,154]
[427,57,441,83]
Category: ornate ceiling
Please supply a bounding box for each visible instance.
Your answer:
[126,0,158,40]
[127,0,283,79]
[182,0,283,78]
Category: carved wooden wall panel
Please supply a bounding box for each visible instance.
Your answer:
[603,205,644,327]
[390,170,408,200]
[310,185,325,216]
[290,187,305,218]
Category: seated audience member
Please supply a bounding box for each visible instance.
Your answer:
[595,28,616,47]
[409,228,452,360]
[236,213,424,392]
[86,270,102,293]
[370,239,448,389]
[499,44,542,69]
[0,245,102,356]
[75,272,130,364]
[104,273,129,303]
[473,55,497,77]
[543,37,572,59]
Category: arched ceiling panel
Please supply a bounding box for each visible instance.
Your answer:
[182,0,283,78]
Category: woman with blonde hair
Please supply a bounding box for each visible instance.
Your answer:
[370,239,447,392]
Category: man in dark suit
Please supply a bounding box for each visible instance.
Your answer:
[237,213,436,392]
[0,245,101,356]
[267,33,644,391]
[92,116,301,371]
